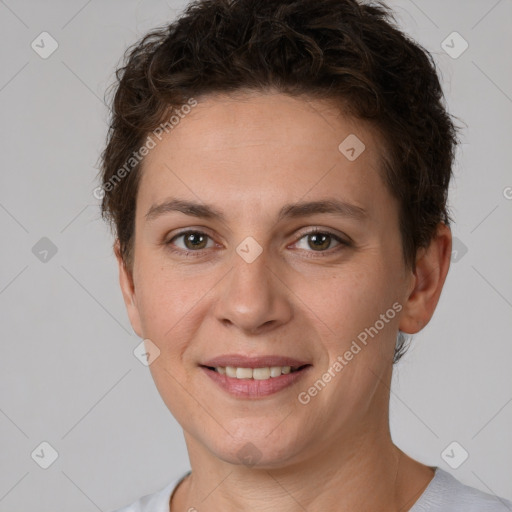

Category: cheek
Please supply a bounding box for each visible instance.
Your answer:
[306,266,387,328]
[298,258,403,362]
[134,264,190,341]
[134,257,222,356]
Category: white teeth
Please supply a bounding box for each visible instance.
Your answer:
[236,367,253,379]
[252,367,270,380]
[270,366,282,377]
[225,366,237,378]
[214,365,297,379]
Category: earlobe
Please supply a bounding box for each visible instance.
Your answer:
[114,240,143,338]
[398,223,452,334]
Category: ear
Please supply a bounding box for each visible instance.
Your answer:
[399,222,452,334]
[114,239,143,338]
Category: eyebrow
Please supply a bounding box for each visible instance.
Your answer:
[145,197,367,223]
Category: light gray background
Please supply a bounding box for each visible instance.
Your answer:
[0,0,511,510]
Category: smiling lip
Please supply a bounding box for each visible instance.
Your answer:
[201,354,310,368]
[200,354,312,399]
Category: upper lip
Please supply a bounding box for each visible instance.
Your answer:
[201,354,311,369]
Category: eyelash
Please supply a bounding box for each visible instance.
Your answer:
[164,228,350,258]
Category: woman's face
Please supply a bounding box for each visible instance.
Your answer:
[118,92,417,467]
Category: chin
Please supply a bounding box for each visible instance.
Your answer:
[202,423,308,469]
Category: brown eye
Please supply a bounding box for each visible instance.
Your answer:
[184,232,208,250]
[294,229,346,253]
[307,232,333,251]
[168,231,214,251]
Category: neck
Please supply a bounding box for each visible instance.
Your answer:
[171,420,434,511]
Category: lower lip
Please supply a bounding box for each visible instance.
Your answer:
[201,366,311,398]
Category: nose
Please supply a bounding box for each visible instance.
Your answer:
[214,249,294,335]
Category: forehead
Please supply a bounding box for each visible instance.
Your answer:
[145,91,381,155]
[136,92,393,220]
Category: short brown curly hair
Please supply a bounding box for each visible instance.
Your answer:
[98,0,460,361]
